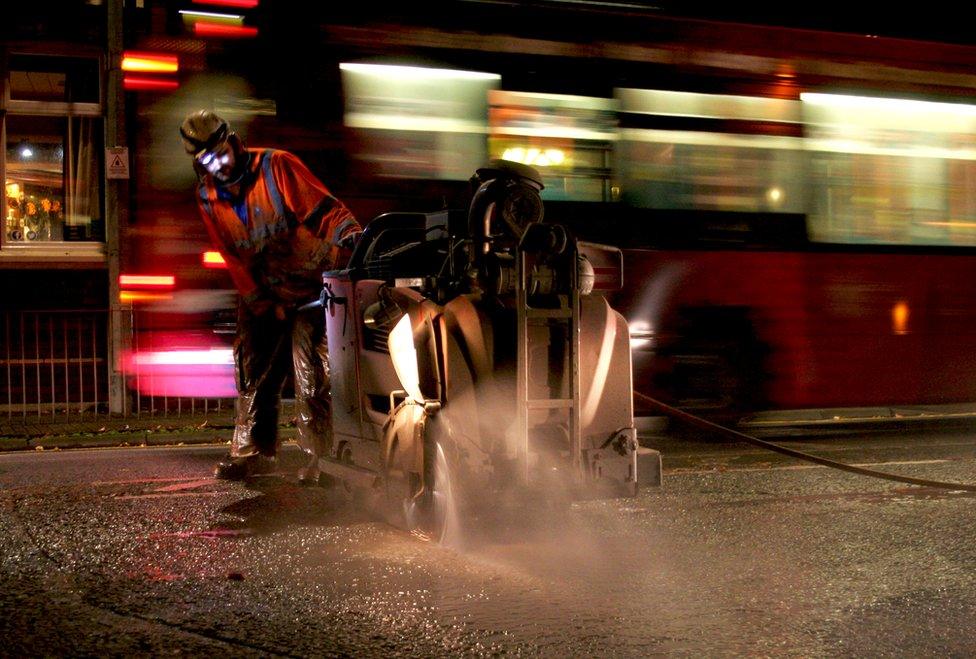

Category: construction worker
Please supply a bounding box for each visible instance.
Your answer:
[180,110,361,483]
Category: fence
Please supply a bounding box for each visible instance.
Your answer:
[1,308,236,428]
[2,309,108,419]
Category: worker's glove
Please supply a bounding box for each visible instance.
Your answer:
[248,297,274,317]
[247,296,287,320]
[336,230,361,252]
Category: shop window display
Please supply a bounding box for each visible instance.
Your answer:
[4,114,103,243]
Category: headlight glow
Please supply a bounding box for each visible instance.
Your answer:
[388,314,423,402]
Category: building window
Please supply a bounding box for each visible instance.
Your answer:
[2,52,104,249]
[5,115,103,242]
[7,54,100,104]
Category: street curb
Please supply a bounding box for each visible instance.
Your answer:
[0,427,298,452]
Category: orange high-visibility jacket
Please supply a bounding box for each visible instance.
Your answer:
[195,148,360,308]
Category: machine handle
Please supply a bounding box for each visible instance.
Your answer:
[298,282,347,312]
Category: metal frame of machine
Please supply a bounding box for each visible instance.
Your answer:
[313,161,661,540]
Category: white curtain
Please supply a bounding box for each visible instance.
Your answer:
[67,117,100,232]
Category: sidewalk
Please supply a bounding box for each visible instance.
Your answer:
[738,402,976,436]
[0,410,295,452]
[6,402,976,453]
[640,403,976,441]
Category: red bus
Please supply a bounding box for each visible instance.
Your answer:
[601,87,976,420]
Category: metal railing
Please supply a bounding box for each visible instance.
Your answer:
[1,308,236,425]
[2,309,109,419]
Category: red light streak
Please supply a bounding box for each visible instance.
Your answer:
[123,75,180,91]
[119,291,173,304]
[192,0,258,7]
[202,251,227,268]
[122,51,179,73]
[132,348,234,366]
[122,332,237,398]
[194,21,258,38]
[119,274,176,288]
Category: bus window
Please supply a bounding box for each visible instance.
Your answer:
[340,63,499,181]
[616,88,805,215]
[803,92,976,246]
[487,90,617,202]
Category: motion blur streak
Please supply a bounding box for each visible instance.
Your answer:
[119,291,173,304]
[131,349,233,366]
[201,251,227,268]
[801,92,976,116]
[123,76,180,92]
[192,0,258,6]
[123,333,235,398]
[121,52,179,74]
[119,274,176,288]
[341,62,498,179]
[178,10,245,25]
[338,63,501,81]
[193,22,258,38]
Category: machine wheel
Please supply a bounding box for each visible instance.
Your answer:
[403,437,459,544]
[384,417,462,544]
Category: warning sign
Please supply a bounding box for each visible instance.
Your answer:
[106,147,130,179]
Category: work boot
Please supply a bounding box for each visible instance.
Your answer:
[214,454,277,481]
[297,454,334,487]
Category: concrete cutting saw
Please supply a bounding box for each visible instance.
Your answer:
[311,160,661,541]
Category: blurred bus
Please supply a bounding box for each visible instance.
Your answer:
[333,52,976,421]
[608,89,976,419]
[122,7,976,421]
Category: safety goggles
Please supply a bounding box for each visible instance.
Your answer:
[194,140,232,177]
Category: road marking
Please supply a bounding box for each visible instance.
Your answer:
[667,458,952,476]
[112,491,227,500]
[850,459,951,468]
[149,528,255,539]
[92,476,210,486]
[150,479,215,492]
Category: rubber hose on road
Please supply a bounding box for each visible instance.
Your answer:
[636,391,976,492]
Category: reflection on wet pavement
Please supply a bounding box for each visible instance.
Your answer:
[3,439,976,655]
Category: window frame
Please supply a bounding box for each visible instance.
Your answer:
[1,47,105,263]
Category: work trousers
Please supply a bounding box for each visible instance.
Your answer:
[231,302,331,461]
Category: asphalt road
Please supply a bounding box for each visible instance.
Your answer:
[3,429,976,656]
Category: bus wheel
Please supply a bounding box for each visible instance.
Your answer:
[659,305,768,425]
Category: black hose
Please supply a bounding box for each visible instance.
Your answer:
[635,391,976,492]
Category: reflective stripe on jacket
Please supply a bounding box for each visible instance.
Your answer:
[195,148,361,307]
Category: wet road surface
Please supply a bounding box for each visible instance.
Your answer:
[3,429,976,655]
